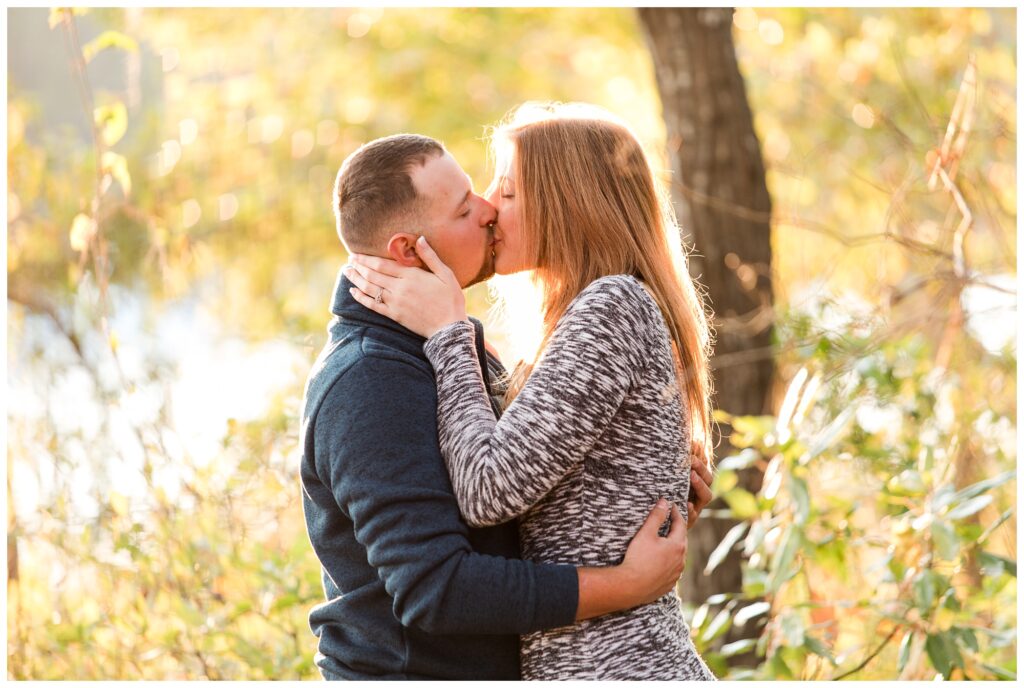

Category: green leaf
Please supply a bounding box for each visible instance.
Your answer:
[717,448,760,471]
[804,634,836,665]
[780,611,805,646]
[978,551,1017,578]
[913,570,937,611]
[82,30,139,62]
[925,631,964,678]
[975,626,1016,649]
[713,469,738,494]
[979,506,1015,544]
[946,494,993,520]
[702,608,732,642]
[805,407,853,460]
[932,483,958,511]
[979,662,1016,680]
[952,470,1015,503]
[742,567,768,597]
[930,520,960,560]
[768,650,794,679]
[720,638,757,657]
[734,600,771,626]
[743,519,766,556]
[897,631,914,673]
[722,488,759,519]
[789,475,810,524]
[94,102,128,147]
[951,626,978,653]
[705,522,748,575]
[940,586,962,611]
[768,527,800,593]
[925,632,953,678]
[690,603,710,632]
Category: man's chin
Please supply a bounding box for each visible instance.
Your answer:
[464,252,497,288]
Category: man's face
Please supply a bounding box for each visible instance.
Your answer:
[409,152,497,288]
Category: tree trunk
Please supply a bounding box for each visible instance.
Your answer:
[637,7,775,667]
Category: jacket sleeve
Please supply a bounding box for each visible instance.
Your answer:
[314,354,578,635]
[424,276,658,527]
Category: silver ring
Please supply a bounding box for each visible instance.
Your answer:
[374,287,384,304]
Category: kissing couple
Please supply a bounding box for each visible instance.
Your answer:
[300,101,718,680]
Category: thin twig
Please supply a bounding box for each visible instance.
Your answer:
[834,626,901,680]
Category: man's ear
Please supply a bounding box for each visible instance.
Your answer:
[386,233,426,267]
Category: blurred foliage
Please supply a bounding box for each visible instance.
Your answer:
[7,6,1016,680]
[690,317,1016,679]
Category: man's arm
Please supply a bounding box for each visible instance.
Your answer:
[316,356,575,636]
[576,499,687,620]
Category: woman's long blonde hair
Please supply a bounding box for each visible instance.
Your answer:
[488,102,716,458]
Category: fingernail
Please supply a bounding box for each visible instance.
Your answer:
[657,498,668,508]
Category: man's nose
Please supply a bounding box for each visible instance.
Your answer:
[478,197,498,226]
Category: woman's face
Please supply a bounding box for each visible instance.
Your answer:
[487,149,531,275]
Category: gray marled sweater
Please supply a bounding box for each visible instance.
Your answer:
[423,274,716,681]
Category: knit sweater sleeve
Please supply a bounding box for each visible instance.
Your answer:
[424,275,659,527]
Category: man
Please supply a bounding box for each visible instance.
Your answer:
[299,134,715,680]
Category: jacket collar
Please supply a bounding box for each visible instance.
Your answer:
[328,265,486,346]
[330,266,427,343]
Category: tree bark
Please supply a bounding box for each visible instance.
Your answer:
[637,7,775,667]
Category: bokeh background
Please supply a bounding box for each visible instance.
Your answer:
[6,7,1016,680]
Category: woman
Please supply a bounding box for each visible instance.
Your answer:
[346,102,717,680]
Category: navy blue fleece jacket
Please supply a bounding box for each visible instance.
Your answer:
[299,269,579,680]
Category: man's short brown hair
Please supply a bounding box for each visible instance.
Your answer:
[334,134,445,252]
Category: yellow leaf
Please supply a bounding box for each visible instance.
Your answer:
[94,102,128,147]
[101,151,131,196]
[82,30,139,62]
[69,213,97,252]
[48,7,87,29]
[109,491,128,516]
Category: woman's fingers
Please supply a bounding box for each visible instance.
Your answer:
[349,287,389,316]
[344,265,386,301]
[350,252,406,278]
[666,502,687,542]
[414,237,456,283]
[691,441,714,485]
[638,498,670,538]
[688,468,713,511]
[346,261,399,292]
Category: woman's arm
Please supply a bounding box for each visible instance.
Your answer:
[425,275,659,526]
